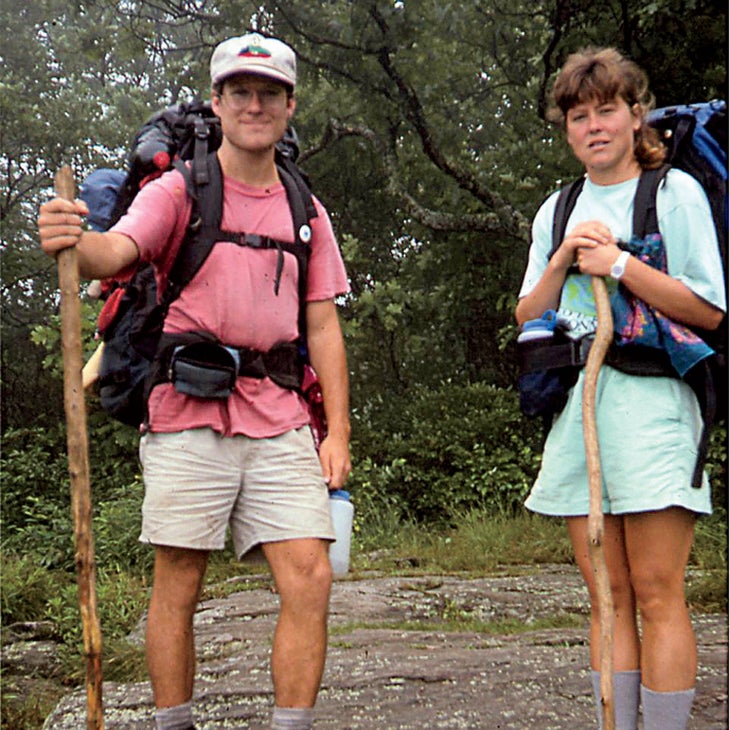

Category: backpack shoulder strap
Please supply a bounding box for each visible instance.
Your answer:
[277,154,318,223]
[161,153,223,306]
[632,164,671,239]
[277,163,313,247]
[191,115,215,186]
[276,162,316,342]
[162,152,318,340]
[551,176,585,257]
[551,166,672,249]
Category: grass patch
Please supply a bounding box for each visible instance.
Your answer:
[0,676,68,730]
[351,508,727,611]
[352,510,574,575]
[100,638,148,683]
[44,571,151,685]
[687,570,728,613]
[201,575,275,602]
[202,551,274,601]
[330,612,587,636]
[329,640,354,649]
[688,514,728,613]
[691,514,728,571]
[1,555,72,626]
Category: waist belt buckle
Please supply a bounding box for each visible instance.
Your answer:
[239,349,267,379]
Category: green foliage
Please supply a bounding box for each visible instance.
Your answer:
[0,426,75,570]
[92,477,152,578]
[348,381,728,544]
[0,554,68,626]
[350,381,544,523]
[1,424,148,574]
[44,571,149,683]
[705,424,728,516]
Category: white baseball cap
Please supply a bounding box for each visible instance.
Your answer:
[210,33,297,88]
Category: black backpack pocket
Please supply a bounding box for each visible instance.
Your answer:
[169,342,240,399]
[518,367,581,419]
[517,333,591,420]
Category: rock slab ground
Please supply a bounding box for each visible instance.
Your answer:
[41,565,728,729]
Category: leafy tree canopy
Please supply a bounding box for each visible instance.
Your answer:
[1,0,726,428]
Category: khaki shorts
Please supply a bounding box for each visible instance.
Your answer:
[139,427,335,558]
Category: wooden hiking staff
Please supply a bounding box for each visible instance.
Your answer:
[583,274,616,730]
[54,166,105,730]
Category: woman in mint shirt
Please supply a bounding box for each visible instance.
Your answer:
[516,47,725,730]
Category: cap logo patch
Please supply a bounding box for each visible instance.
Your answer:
[238,45,271,59]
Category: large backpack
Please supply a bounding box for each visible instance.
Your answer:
[547,99,727,486]
[84,101,322,430]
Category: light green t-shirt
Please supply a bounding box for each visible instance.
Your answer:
[519,168,726,338]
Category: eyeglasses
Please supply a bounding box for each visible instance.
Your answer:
[220,86,288,111]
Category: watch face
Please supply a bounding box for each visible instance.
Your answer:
[611,252,628,279]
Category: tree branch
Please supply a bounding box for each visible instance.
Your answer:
[304,120,529,239]
[366,5,528,239]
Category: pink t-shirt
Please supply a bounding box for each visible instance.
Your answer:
[111,166,349,437]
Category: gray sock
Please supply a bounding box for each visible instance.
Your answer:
[271,706,314,730]
[154,700,194,730]
[641,685,695,730]
[591,670,641,730]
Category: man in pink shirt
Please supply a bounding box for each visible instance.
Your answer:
[39,32,351,730]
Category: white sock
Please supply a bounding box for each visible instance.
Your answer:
[641,685,695,730]
[591,670,640,729]
[271,706,314,730]
[154,700,194,730]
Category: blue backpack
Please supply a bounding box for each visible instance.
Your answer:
[552,100,727,277]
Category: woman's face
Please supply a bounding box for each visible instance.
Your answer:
[565,95,642,184]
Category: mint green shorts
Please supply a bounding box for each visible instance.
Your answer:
[524,366,712,517]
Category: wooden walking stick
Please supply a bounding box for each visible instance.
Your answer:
[583,274,615,730]
[54,166,105,730]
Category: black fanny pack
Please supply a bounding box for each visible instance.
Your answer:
[155,334,303,400]
[518,329,677,421]
[517,332,590,420]
[169,342,240,399]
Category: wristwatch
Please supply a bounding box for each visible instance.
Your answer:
[610,250,631,280]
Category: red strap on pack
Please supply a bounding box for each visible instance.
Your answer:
[96,287,126,335]
[302,364,327,450]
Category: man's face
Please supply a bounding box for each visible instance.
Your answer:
[212,74,295,154]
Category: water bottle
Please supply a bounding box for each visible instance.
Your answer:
[130,123,175,179]
[328,490,354,578]
[517,309,559,343]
